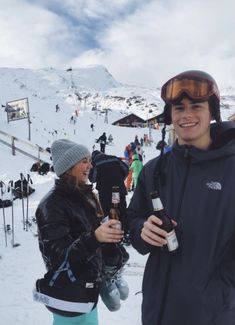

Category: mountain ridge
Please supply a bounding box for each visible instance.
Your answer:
[0,65,234,147]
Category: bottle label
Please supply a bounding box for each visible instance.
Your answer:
[101,216,121,230]
[152,197,163,211]
[110,221,122,230]
[112,192,120,204]
[166,230,179,252]
[101,215,109,224]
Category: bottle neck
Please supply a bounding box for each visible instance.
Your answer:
[152,197,163,211]
[111,191,120,205]
[111,202,119,208]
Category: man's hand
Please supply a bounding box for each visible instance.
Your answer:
[141,215,177,247]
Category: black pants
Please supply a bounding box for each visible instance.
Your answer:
[100,144,105,153]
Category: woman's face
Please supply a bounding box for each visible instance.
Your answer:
[69,156,92,184]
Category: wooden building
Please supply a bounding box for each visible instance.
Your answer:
[146,115,163,128]
[112,113,145,127]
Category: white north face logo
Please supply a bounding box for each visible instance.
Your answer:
[206,181,222,190]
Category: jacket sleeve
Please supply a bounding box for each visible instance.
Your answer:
[129,161,134,172]
[118,158,129,178]
[88,166,97,183]
[127,165,155,255]
[36,199,101,270]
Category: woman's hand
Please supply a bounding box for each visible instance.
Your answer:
[95,219,124,243]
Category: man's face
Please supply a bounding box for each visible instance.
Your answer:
[171,97,212,150]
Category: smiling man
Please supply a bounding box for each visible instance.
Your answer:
[171,97,212,149]
[127,70,235,325]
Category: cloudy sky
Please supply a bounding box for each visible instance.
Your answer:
[0,0,234,88]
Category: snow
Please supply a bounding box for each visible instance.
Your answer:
[0,65,235,325]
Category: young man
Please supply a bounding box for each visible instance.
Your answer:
[127,70,235,325]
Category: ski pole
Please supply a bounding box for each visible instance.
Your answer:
[11,180,20,247]
[20,173,25,230]
[0,181,7,247]
[8,180,19,247]
[26,175,29,231]
[26,174,33,232]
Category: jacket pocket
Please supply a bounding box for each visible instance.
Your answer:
[201,271,225,321]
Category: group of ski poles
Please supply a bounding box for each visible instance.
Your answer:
[0,173,33,248]
[19,173,34,232]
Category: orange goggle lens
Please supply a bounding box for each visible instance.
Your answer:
[162,78,214,103]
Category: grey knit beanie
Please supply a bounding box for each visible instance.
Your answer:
[51,139,91,176]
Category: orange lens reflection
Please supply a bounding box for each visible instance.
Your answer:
[164,79,210,101]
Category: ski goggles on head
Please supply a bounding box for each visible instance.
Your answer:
[161,77,220,104]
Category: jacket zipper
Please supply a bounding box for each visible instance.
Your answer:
[175,148,191,223]
[157,147,191,325]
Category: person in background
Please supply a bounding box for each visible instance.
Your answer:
[134,135,140,146]
[89,150,129,238]
[136,144,144,162]
[97,132,107,153]
[123,143,136,191]
[127,70,235,325]
[55,104,60,112]
[156,140,171,154]
[35,139,125,325]
[108,134,113,143]
[90,123,94,131]
[89,150,130,302]
[124,143,132,166]
[143,134,149,146]
[129,153,143,190]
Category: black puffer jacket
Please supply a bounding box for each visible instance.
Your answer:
[36,177,102,316]
[127,122,235,325]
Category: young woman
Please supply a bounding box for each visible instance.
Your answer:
[35,139,125,325]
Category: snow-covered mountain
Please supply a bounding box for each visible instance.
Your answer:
[0,64,234,151]
[0,65,161,118]
[0,65,234,128]
[0,65,165,150]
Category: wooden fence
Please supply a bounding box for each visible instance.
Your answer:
[0,130,51,163]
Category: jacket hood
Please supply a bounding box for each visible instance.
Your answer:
[91,150,105,163]
[210,121,235,148]
[91,151,120,165]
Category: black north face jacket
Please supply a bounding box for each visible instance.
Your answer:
[127,122,235,325]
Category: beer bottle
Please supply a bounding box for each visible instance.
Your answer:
[109,186,121,230]
[150,190,179,253]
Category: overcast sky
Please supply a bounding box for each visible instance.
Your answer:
[0,0,234,88]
